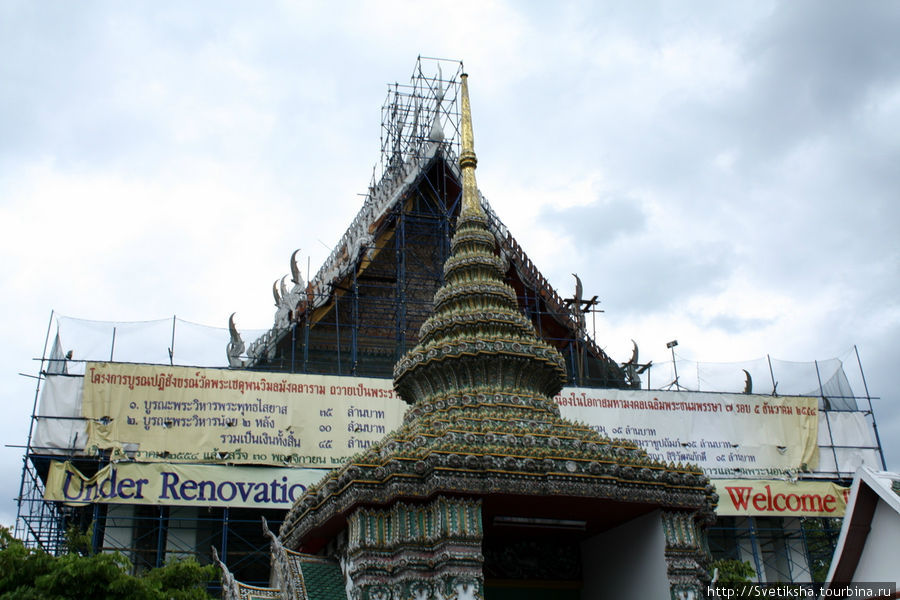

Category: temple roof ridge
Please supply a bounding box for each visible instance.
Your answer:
[245,143,454,362]
[243,153,610,371]
[238,63,621,372]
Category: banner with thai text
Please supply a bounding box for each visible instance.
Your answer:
[44,461,324,509]
[82,362,406,466]
[555,389,819,477]
[80,362,824,475]
[713,479,850,517]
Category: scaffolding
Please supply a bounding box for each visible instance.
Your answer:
[14,312,885,585]
[12,57,888,589]
[240,56,627,388]
[708,516,844,584]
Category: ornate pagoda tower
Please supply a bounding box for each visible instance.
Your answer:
[227,73,716,600]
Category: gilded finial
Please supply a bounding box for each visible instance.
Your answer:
[459,73,483,218]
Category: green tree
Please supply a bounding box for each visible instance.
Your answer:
[142,559,218,600]
[0,526,217,600]
[63,523,93,557]
[801,517,841,583]
[710,558,756,584]
[710,558,756,595]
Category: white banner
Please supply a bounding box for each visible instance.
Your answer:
[815,411,881,475]
[34,367,881,478]
[33,375,86,453]
[82,362,406,466]
[555,389,819,477]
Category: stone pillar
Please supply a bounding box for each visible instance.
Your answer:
[662,510,711,600]
[341,496,483,600]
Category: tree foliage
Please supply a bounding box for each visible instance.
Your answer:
[710,558,756,584]
[800,517,841,583]
[0,526,217,600]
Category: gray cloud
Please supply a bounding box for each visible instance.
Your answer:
[692,1,900,182]
[702,314,775,335]
[601,240,736,314]
[541,194,647,248]
[540,227,736,317]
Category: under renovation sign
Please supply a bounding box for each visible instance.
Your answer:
[44,460,324,509]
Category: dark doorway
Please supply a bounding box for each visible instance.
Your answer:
[483,535,582,600]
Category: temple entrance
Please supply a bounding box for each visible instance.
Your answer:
[484,581,580,600]
[482,526,583,600]
[479,496,680,599]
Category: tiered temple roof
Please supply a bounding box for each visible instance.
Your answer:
[262,73,716,600]
[217,65,716,600]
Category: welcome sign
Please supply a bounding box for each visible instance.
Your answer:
[712,479,850,517]
[44,460,325,509]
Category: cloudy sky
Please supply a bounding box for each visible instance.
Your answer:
[1,1,898,528]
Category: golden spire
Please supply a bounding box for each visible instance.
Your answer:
[392,70,568,406]
[459,73,483,218]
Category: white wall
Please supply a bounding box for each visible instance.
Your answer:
[782,517,811,582]
[165,506,199,560]
[852,499,900,583]
[580,510,670,599]
[102,504,135,551]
